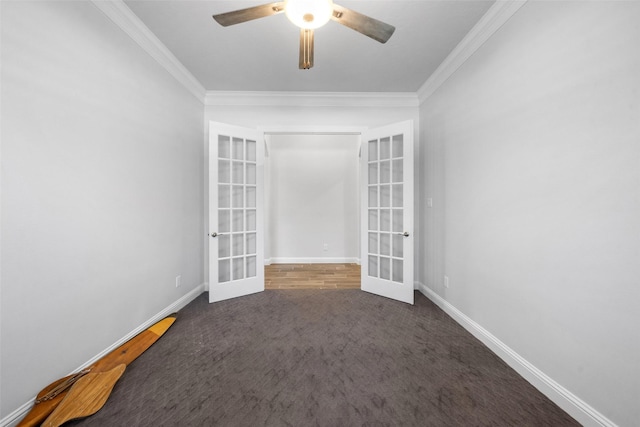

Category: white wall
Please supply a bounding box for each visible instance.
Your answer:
[204,102,419,281]
[1,1,204,419]
[420,2,639,426]
[266,134,359,263]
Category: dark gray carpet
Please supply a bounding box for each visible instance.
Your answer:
[70,290,579,426]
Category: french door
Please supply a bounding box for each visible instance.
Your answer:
[361,120,414,304]
[209,122,264,303]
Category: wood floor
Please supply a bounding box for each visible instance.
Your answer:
[265,263,361,289]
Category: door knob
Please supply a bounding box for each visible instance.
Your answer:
[402,231,409,237]
[210,232,218,238]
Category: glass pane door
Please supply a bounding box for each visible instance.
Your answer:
[209,123,263,303]
[361,121,413,304]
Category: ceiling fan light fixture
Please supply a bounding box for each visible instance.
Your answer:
[284,0,334,29]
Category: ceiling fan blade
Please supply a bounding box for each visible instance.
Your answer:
[299,29,314,70]
[330,4,395,44]
[213,2,285,27]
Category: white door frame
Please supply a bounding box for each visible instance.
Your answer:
[259,126,367,135]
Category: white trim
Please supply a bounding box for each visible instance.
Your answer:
[417,0,527,104]
[205,91,419,108]
[259,125,367,135]
[269,257,360,264]
[416,283,617,427]
[91,0,206,103]
[1,284,205,427]
[1,400,31,427]
[0,2,4,424]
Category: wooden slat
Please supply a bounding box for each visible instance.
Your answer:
[18,315,176,427]
[42,365,126,427]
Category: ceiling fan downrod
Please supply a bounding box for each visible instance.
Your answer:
[299,28,314,69]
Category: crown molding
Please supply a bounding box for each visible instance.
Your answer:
[417,0,527,105]
[91,0,206,103]
[205,91,419,108]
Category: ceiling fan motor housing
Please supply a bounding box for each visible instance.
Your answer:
[284,0,334,29]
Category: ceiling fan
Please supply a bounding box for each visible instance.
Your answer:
[212,0,395,70]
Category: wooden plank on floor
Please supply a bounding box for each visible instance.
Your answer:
[265,264,360,289]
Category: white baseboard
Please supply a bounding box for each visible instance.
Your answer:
[269,257,360,264]
[416,282,616,427]
[1,284,205,427]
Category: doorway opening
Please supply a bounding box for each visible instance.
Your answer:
[264,133,361,289]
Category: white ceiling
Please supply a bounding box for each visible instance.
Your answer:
[124,0,495,93]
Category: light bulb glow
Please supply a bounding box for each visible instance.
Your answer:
[284,0,334,29]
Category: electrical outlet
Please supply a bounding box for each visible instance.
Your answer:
[427,198,433,208]
[323,244,329,251]
[444,276,449,288]
[175,275,182,288]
